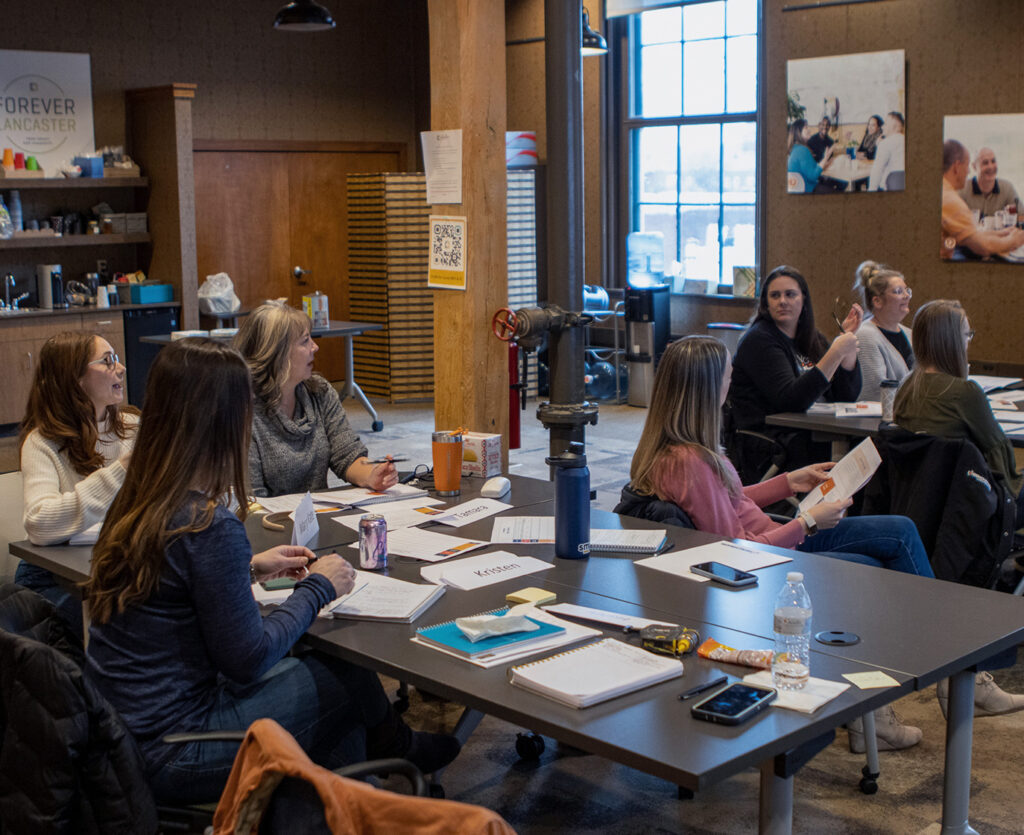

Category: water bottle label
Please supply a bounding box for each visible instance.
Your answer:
[774,609,810,635]
[577,542,591,555]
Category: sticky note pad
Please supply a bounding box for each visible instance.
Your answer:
[842,671,901,689]
[505,587,556,606]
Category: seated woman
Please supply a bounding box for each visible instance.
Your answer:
[629,335,933,751]
[786,119,841,194]
[894,299,1024,717]
[856,114,884,161]
[868,111,905,191]
[728,265,862,481]
[233,301,397,498]
[85,338,459,805]
[18,332,138,636]
[852,260,914,401]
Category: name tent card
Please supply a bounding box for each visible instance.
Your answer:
[291,491,319,547]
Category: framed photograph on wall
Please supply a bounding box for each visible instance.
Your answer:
[786,50,905,195]
[941,114,1024,262]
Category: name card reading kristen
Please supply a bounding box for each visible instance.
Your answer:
[420,551,552,590]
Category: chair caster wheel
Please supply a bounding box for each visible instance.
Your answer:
[393,697,409,714]
[515,732,545,760]
[859,766,879,795]
[372,420,384,432]
[677,786,695,800]
[428,783,445,798]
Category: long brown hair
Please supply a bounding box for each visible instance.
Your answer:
[233,301,324,411]
[19,331,135,476]
[629,336,739,498]
[86,338,253,623]
[894,300,968,414]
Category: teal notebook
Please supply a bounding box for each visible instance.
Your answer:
[415,608,566,659]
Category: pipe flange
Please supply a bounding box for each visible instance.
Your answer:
[536,400,599,430]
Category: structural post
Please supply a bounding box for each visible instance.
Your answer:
[426,1,509,459]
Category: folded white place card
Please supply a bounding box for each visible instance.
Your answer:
[420,551,552,590]
[291,491,319,547]
[432,498,513,528]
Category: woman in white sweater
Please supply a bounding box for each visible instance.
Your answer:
[17,332,138,633]
[852,261,914,401]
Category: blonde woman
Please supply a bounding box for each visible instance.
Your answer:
[233,302,397,497]
[627,335,932,751]
[852,261,914,401]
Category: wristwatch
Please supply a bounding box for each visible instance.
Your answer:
[249,562,258,585]
[799,510,818,536]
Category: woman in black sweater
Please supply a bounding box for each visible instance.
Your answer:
[726,265,862,482]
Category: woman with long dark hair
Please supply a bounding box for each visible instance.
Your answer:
[787,119,840,193]
[85,339,459,805]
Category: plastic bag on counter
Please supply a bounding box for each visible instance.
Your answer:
[197,272,241,315]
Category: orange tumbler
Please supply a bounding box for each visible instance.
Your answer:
[431,432,463,496]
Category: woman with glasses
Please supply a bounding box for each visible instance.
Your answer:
[895,300,1021,522]
[17,332,136,636]
[853,260,915,400]
[233,301,398,498]
[727,265,862,482]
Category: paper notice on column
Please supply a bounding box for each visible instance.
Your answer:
[421,129,462,204]
[798,437,882,512]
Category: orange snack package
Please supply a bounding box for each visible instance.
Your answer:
[696,637,773,670]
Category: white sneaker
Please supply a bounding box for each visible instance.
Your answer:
[937,671,1024,718]
[847,704,923,753]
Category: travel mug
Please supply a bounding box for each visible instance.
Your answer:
[431,432,463,496]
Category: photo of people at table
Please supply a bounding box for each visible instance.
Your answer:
[786,49,905,194]
[941,113,1024,262]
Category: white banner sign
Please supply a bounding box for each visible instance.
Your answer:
[0,49,95,173]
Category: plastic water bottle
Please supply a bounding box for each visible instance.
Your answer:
[546,442,590,559]
[772,571,812,690]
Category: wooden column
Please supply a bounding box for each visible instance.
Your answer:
[427,1,509,458]
[125,83,199,328]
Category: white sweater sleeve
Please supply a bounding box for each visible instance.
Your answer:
[21,432,129,546]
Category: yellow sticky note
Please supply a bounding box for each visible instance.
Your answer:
[505,587,556,606]
[842,671,901,689]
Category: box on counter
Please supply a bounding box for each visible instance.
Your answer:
[461,431,502,478]
[129,283,173,304]
[73,156,104,178]
[125,212,147,234]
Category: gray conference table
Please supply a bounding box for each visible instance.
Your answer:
[141,319,385,430]
[11,477,1023,834]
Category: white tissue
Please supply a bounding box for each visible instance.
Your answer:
[455,613,540,643]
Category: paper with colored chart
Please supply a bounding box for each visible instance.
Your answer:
[381,528,489,562]
[798,437,881,512]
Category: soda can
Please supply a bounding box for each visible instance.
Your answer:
[359,514,387,569]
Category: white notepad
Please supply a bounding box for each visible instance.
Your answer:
[508,638,683,708]
[322,571,445,623]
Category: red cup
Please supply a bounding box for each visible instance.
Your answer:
[13,153,25,169]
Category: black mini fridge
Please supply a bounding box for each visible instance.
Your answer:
[123,307,178,406]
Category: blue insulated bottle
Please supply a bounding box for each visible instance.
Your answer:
[546,442,590,559]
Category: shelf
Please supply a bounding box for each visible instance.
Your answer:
[0,233,151,250]
[0,177,148,189]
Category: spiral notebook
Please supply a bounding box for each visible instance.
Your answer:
[508,638,683,708]
[414,607,566,659]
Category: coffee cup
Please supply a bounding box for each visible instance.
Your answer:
[431,432,463,496]
[96,286,110,308]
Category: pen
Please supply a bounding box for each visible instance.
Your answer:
[678,675,728,701]
[366,457,409,464]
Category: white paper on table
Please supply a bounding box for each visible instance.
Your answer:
[833,401,881,418]
[990,404,1024,416]
[798,437,881,512]
[970,374,1023,393]
[491,516,555,543]
[543,602,677,631]
[420,129,462,204]
[256,492,350,515]
[335,498,448,532]
[989,390,1024,406]
[321,483,430,507]
[807,403,835,414]
[635,540,792,583]
[384,527,489,562]
[432,498,512,528]
[999,422,1024,435]
[419,550,552,590]
[744,670,850,714]
[291,491,319,547]
[69,522,102,546]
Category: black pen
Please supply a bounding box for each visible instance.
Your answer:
[678,675,728,701]
[366,457,409,464]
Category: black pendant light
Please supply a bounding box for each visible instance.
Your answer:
[273,0,336,32]
[581,8,608,56]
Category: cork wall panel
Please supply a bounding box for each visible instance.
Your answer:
[2,0,424,151]
[764,0,1024,365]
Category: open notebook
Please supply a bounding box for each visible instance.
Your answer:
[508,638,683,708]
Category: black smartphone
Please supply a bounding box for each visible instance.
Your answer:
[690,682,777,725]
[689,561,758,587]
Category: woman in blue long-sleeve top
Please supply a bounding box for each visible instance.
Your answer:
[787,119,841,193]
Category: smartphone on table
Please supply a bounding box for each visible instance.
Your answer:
[690,682,777,725]
[689,561,758,587]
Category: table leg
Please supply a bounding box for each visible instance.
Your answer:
[941,670,979,835]
[758,758,793,835]
[431,707,485,782]
[340,334,383,431]
[830,438,850,462]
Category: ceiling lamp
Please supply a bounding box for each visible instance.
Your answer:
[273,0,336,32]
[581,8,608,56]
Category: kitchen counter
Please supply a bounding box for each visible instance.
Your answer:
[0,302,180,322]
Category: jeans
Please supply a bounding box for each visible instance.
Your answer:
[148,653,392,805]
[797,515,934,578]
[14,561,84,642]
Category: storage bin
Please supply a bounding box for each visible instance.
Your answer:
[73,156,104,178]
[129,283,173,304]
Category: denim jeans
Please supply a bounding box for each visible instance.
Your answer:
[148,653,391,805]
[797,515,934,578]
[14,561,84,642]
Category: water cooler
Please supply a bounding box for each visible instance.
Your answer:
[625,284,669,407]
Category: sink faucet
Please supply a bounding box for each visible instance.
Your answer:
[2,274,13,309]
[11,292,29,310]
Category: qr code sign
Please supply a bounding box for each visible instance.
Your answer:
[430,216,466,271]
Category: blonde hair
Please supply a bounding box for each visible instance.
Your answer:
[233,301,322,410]
[895,300,968,411]
[629,336,739,498]
[853,260,903,312]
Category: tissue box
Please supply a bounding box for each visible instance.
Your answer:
[130,283,173,304]
[461,432,502,477]
[73,156,104,178]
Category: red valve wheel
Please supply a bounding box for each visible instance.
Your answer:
[492,308,518,342]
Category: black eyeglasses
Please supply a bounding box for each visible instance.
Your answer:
[88,352,120,370]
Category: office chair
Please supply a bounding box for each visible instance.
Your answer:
[787,171,806,193]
